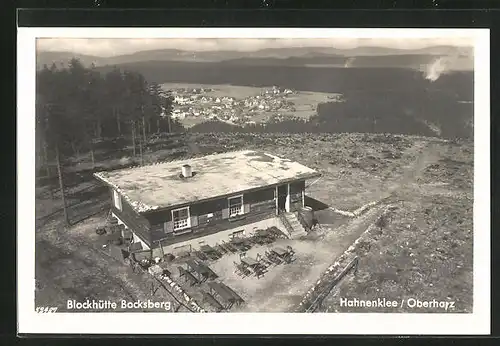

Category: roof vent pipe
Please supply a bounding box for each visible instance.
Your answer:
[182,164,192,178]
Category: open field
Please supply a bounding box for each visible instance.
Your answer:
[160,83,341,127]
[35,132,473,312]
[161,82,339,102]
[161,83,263,99]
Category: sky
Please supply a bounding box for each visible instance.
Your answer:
[36,37,474,57]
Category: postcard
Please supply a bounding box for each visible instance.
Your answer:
[17,27,490,335]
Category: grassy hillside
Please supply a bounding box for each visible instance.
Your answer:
[35,132,473,313]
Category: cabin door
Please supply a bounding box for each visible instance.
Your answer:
[277,184,288,213]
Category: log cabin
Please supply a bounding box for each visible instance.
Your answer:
[93,150,320,257]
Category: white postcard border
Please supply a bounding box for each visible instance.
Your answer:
[18,27,490,335]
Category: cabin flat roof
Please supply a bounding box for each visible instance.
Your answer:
[94,150,320,213]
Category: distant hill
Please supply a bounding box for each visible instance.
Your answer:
[222,54,472,71]
[36,51,104,69]
[335,45,472,57]
[36,45,473,70]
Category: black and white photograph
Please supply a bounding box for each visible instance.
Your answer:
[18,28,490,335]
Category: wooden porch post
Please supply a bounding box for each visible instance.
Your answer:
[286,183,291,212]
[275,185,279,216]
[158,240,165,258]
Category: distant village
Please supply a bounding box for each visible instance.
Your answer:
[164,86,301,126]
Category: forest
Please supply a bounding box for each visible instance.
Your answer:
[35,58,183,173]
[35,59,184,224]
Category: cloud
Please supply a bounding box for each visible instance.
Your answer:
[36,37,474,57]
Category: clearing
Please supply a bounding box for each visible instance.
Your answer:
[35,132,473,313]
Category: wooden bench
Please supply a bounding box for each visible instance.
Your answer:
[218,282,245,305]
[177,266,199,286]
[202,291,224,312]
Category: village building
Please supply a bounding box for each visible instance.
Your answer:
[94,150,320,257]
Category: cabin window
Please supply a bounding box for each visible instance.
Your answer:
[172,207,191,231]
[113,190,122,211]
[228,195,244,217]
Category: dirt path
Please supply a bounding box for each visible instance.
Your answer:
[394,141,441,188]
[378,140,443,206]
[326,140,443,216]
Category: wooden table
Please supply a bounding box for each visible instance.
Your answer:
[200,244,215,253]
[185,259,210,281]
[196,261,218,280]
[272,247,288,257]
[241,256,259,267]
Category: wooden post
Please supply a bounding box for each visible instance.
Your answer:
[90,148,95,169]
[43,141,54,200]
[55,143,69,226]
[43,142,50,177]
[71,141,77,156]
[115,107,121,135]
[302,188,305,208]
[90,140,95,169]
